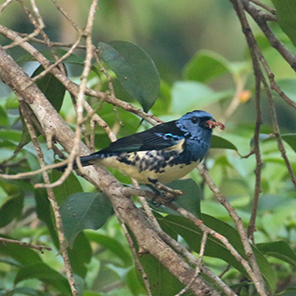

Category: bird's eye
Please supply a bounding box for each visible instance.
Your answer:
[191,117,199,124]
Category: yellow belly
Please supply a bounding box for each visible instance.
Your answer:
[93,153,199,184]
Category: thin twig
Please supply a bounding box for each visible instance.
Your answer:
[242,0,296,72]
[156,227,237,296]
[3,0,44,50]
[29,0,45,29]
[248,76,263,241]
[0,160,69,180]
[30,36,82,84]
[175,232,208,296]
[197,162,267,296]
[49,0,82,34]
[250,0,276,14]
[262,77,296,191]
[123,186,256,293]
[35,0,99,189]
[20,102,78,295]
[0,0,14,13]
[0,24,160,126]
[115,209,152,296]
[18,34,87,49]
[0,46,219,296]
[0,237,52,253]
[231,0,264,241]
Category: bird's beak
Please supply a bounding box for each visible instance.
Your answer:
[203,119,225,130]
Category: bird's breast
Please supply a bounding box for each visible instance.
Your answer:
[97,148,199,184]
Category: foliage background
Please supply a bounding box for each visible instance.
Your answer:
[1,0,296,295]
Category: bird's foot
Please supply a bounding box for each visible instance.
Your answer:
[147,182,183,206]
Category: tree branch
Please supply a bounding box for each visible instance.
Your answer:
[0,46,219,296]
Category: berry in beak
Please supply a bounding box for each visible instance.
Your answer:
[205,120,225,130]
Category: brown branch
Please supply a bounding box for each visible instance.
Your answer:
[0,0,14,12]
[0,237,52,253]
[18,34,87,49]
[49,0,82,34]
[31,36,82,84]
[123,183,263,292]
[197,162,267,296]
[0,24,160,126]
[249,0,276,15]
[242,0,296,72]
[156,227,237,296]
[262,78,296,191]
[175,232,207,296]
[116,209,152,296]
[0,47,218,296]
[19,101,78,295]
[229,0,264,242]
[240,1,296,111]
[167,202,260,286]
[248,77,263,240]
[231,0,296,238]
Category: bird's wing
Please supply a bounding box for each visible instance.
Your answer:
[99,120,186,154]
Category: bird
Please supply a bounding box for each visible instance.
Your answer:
[59,110,224,185]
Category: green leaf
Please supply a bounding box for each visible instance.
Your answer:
[50,168,84,205]
[0,194,24,228]
[0,236,42,266]
[282,133,296,152]
[0,106,9,126]
[32,65,66,112]
[13,109,33,154]
[183,50,230,83]
[68,232,92,278]
[85,231,132,266]
[98,41,160,112]
[0,179,24,228]
[271,0,296,47]
[83,292,102,296]
[154,212,179,240]
[59,192,113,246]
[143,179,201,218]
[17,49,100,76]
[35,188,59,249]
[126,268,147,296]
[7,287,50,296]
[167,179,202,218]
[160,179,201,217]
[0,129,22,143]
[139,254,186,296]
[211,135,238,151]
[171,81,232,114]
[161,214,276,294]
[277,79,296,102]
[15,262,71,295]
[257,241,296,266]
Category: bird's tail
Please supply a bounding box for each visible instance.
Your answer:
[57,152,103,172]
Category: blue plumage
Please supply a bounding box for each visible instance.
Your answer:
[60,110,224,184]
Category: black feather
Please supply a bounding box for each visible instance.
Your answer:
[97,120,185,154]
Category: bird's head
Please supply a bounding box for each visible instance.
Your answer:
[176,110,224,138]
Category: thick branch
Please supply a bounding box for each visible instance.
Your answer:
[0,47,218,296]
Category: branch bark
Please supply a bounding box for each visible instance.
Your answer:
[0,47,219,296]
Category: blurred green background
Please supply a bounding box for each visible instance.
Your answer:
[1,1,296,295]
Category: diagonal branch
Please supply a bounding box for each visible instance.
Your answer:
[0,47,219,296]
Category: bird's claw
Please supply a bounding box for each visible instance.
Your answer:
[148,182,183,206]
